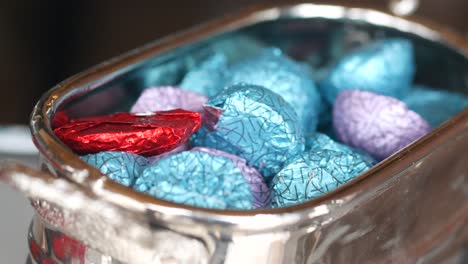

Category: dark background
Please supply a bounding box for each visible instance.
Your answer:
[1,0,467,124]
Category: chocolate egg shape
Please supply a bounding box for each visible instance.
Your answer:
[81,151,149,187]
[179,53,229,97]
[306,132,376,165]
[227,48,322,131]
[333,90,431,160]
[191,147,271,208]
[133,150,255,210]
[320,38,415,103]
[403,85,468,127]
[191,84,305,180]
[131,86,207,113]
[272,149,373,207]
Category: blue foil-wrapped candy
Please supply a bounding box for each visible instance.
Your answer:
[191,84,305,180]
[179,53,229,97]
[211,34,266,64]
[191,147,271,208]
[143,60,185,89]
[180,35,265,97]
[306,132,376,165]
[403,85,468,127]
[81,151,149,187]
[320,38,415,103]
[227,48,322,131]
[272,149,373,207]
[133,150,254,210]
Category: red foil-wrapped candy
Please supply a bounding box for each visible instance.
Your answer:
[54,109,201,156]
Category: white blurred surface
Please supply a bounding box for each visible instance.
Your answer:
[0,125,37,263]
[0,184,33,263]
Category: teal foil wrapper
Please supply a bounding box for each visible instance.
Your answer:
[306,132,376,165]
[81,151,149,187]
[179,53,229,97]
[320,38,415,103]
[133,150,254,210]
[191,84,305,180]
[403,85,468,127]
[227,48,322,132]
[271,149,373,207]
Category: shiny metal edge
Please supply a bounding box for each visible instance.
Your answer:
[30,1,468,231]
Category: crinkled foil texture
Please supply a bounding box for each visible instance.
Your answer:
[54,110,201,157]
[133,150,255,210]
[192,147,271,208]
[191,84,305,180]
[306,132,376,165]
[227,48,322,131]
[320,38,415,103]
[272,149,373,207]
[333,90,431,160]
[81,151,148,187]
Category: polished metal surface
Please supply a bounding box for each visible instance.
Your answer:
[0,2,467,264]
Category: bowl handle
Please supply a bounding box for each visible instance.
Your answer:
[0,160,210,264]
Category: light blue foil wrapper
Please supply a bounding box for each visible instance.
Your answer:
[320,38,415,103]
[211,34,266,64]
[81,151,149,187]
[179,53,229,97]
[180,34,265,97]
[306,132,375,162]
[272,149,373,207]
[191,84,305,180]
[227,48,322,131]
[133,150,254,210]
[403,85,468,127]
[191,147,271,208]
[143,60,185,89]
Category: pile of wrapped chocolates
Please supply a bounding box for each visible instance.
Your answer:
[53,35,467,210]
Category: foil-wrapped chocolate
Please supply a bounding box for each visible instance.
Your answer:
[143,59,185,89]
[191,84,305,180]
[179,35,265,97]
[133,150,255,210]
[403,85,468,127]
[272,149,373,207]
[81,151,148,186]
[130,86,207,113]
[54,109,201,156]
[179,53,229,97]
[227,48,322,131]
[333,90,431,160]
[211,34,265,64]
[320,38,415,103]
[306,132,376,165]
[192,147,271,208]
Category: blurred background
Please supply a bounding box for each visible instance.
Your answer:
[0,0,467,263]
[1,0,467,124]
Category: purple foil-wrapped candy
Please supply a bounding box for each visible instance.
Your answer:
[130,86,207,113]
[333,90,431,160]
[191,147,271,208]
